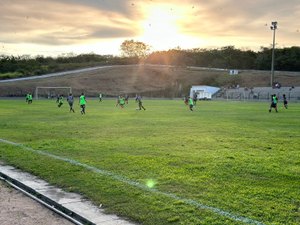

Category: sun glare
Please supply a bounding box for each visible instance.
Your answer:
[139,6,184,50]
[143,8,178,36]
[146,179,156,188]
[138,4,206,51]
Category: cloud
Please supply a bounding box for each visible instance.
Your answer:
[0,0,299,55]
[176,0,300,48]
[0,0,138,45]
[51,0,134,17]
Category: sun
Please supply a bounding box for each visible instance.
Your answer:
[139,6,184,50]
[137,4,206,51]
[142,8,178,37]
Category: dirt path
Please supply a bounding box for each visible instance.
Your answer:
[0,180,74,225]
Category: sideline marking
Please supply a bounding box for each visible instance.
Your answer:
[0,138,265,225]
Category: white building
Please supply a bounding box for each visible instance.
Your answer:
[190,86,220,100]
[229,69,239,75]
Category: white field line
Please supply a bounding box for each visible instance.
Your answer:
[0,138,265,225]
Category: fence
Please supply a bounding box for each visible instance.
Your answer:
[218,87,300,101]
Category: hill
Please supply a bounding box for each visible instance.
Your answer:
[0,65,299,97]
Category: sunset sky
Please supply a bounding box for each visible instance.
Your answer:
[0,0,299,56]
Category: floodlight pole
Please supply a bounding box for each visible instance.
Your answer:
[270,21,277,87]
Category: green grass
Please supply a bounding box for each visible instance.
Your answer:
[0,99,299,225]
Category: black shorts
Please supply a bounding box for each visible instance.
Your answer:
[271,103,277,108]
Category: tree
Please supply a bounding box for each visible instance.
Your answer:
[120,40,150,58]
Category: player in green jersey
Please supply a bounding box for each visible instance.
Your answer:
[79,93,87,114]
[269,94,278,112]
[119,95,125,108]
[27,93,33,104]
[188,96,194,111]
[57,95,63,107]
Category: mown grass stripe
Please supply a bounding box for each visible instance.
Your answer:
[0,138,265,225]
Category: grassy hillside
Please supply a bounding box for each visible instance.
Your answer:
[0,99,299,224]
[0,65,299,97]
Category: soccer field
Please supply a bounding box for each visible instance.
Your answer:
[0,99,299,225]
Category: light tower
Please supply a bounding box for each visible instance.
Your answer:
[270,21,277,87]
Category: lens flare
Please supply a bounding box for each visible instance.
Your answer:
[146,179,156,188]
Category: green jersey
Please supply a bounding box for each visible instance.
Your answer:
[80,95,86,105]
[28,94,33,101]
[188,98,193,105]
[119,97,125,105]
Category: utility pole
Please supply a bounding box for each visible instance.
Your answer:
[270,21,277,87]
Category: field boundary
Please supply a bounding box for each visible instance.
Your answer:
[0,138,265,225]
[0,171,94,225]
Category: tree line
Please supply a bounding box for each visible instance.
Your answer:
[144,46,300,71]
[0,41,299,80]
[121,40,300,71]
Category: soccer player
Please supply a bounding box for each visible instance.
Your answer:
[57,95,63,107]
[188,96,194,111]
[67,93,75,112]
[125,95,129,104]
[269,94,278,112]
[79,93,86,114]
[193,93,197,106]
[136,95,146,110]
[27,93,33,104]
[99,93,102,102]
[283,94,288,109]
[119,95,125,108]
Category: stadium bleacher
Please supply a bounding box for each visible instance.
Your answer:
[215,86,300,101]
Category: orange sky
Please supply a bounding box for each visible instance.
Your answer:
[0,0,299,56]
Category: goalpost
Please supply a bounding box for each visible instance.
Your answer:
[35,86,72,100]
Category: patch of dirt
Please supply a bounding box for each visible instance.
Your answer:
[0,181,73,225]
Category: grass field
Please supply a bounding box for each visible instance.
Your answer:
[0,99,299,225]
